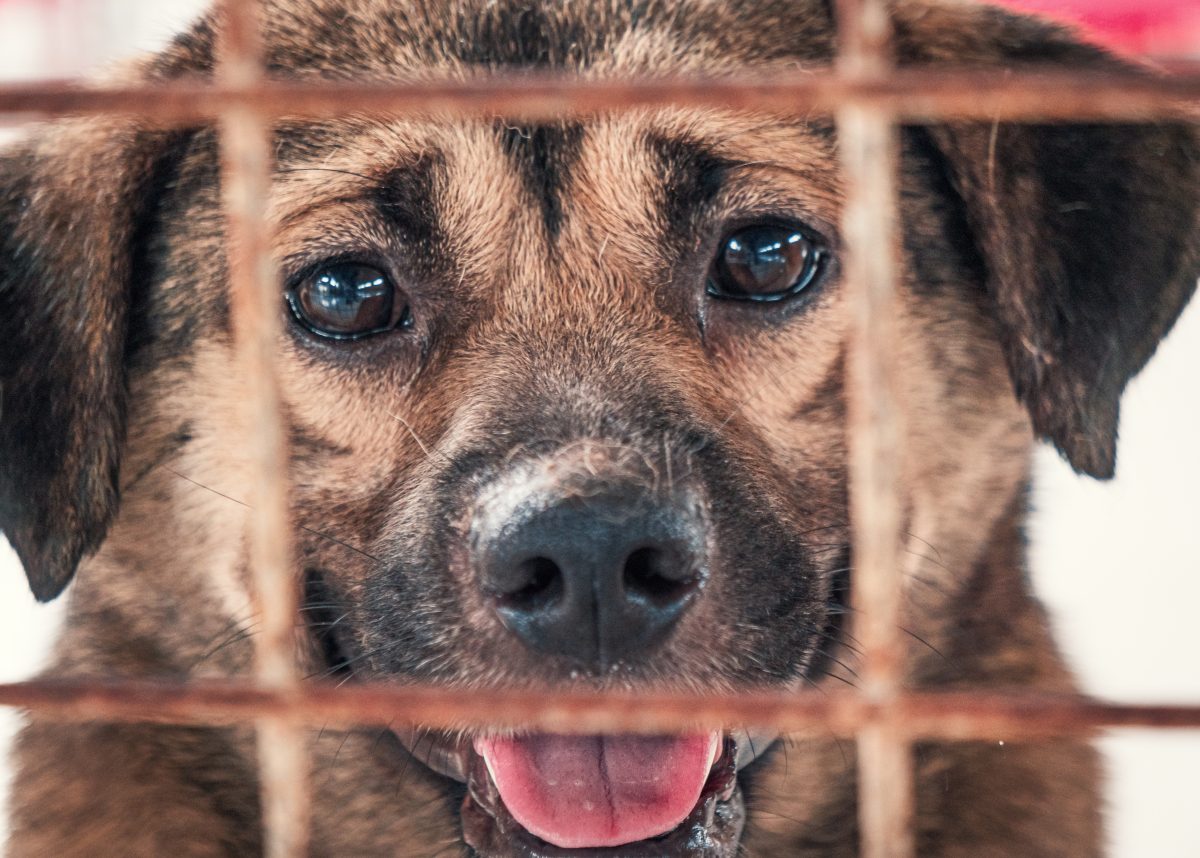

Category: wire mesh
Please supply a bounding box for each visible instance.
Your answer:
[0,0,1198,855]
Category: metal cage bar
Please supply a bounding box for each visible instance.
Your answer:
[4,679,1200,736]
[216,1,310,855]
[0,2,1198,856]
[835,2,913,855]
[0,66,1198,122]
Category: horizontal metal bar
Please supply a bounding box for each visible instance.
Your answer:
[0,67,1197,124]
[0,678,1197,739]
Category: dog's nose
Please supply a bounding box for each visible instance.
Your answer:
[476,486,705,667]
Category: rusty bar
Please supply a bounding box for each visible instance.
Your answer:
[857,720,912,856]
[0,679,1197,738]
[221,0,265,90]
[216,2,310,856]
[840,103,914,858]
[836,0,892,76]
[836,1,914,857]
[0,67,1197,123]
[837,0,905,711]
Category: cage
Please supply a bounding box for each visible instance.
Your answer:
[0,1,1197,855]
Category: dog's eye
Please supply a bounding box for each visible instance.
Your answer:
[707,225,825,302]
[286,263,410,340]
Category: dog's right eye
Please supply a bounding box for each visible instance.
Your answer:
[706,224,825,302]
[285,263,411,340]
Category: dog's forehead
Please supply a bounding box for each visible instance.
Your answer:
[269,110,842,286]
[244,0,845,325]
[243,0,837,78]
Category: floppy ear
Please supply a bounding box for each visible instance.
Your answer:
[894,3,1200,478]
[0,122,186,601]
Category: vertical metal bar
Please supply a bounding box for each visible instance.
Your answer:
[836,0,893,76]
[835,2,914,858]
[216,2,311,856]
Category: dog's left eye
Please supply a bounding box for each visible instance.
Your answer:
[707,225,825,302]
[286,263,410,340]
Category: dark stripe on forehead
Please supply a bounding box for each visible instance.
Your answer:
[647,135,736,238]
[373,154,442,246]
[451,2,608,67]
[499,121,585,238]
[373,153,456,280]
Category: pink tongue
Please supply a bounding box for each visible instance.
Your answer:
[474,732,720,849]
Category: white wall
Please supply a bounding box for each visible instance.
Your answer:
[0,0,207,81]
[0,0,210,845]
[0,1,1197,855]
[1032,299,1200,858]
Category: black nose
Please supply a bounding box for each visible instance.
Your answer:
[476,485,705,667]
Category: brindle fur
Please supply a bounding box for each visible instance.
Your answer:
[1,1,1197,855]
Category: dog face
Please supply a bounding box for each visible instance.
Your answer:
[2,1,1197,855]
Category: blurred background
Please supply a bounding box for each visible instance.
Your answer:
[0,0,1197,855]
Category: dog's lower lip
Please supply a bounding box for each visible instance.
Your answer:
[393,725,473,781]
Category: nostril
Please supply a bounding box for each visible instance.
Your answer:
[623,545,697,605]
[501,556,563,608]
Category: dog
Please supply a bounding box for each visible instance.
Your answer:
[1,0,1197,854]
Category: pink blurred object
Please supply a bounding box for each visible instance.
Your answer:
[0,0,1195,61]
[996,0,1200,58]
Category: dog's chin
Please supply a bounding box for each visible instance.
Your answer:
[394,728,771,857]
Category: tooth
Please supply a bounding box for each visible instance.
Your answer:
[481,749,499,786]
[706,732,721,771]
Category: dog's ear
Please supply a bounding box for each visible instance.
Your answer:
[0,122,186,601]
[894,3,1200,478]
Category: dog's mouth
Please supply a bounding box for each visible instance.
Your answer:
[395,727,768,857]
[304,567,840,855]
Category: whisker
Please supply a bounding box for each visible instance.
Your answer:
[900,625,947,661]
[194,625,260,667]
[387,410,448,464]
[164,467,387,566]
[903,529,946,564]
[749,806,812,827]
[277,166,378,183]
[810,647,860,680]
[305,639,402,680]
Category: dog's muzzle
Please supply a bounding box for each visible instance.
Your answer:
[394,444,778,854]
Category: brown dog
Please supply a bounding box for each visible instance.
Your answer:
[1,0,1197,855]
